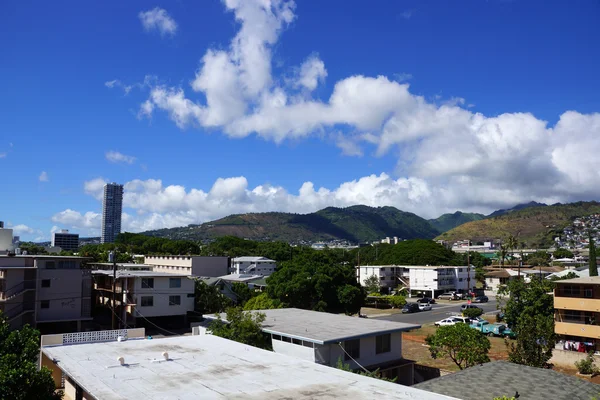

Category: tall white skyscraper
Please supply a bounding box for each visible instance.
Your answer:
[101,182,123,244]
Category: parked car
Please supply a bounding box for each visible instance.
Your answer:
[402,303,420,313]
[460,304,483,312]
[437,292,460,300]
[473,296,489,303]
[417,297,436,304]
[435,318,458,326]
[469,320,510,337]
[418,303,432,311]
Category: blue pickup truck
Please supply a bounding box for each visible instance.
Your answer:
[469,320,516,338]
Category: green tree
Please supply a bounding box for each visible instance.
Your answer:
[364,274,381,295]
[0,313,62,400]
[590,231,598,277]
[498,278,556,367]
[386,295,407,308]
[505,235,518,265]
[575,351,599,375]
[231,282,254,306]
[209,307,270,350]
[425,323,491,370]
[462,307,484,318]
[243,292,282,311]
[553,248,574,259]
[195,280,232,315]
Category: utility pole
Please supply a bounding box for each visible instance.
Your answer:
[110,250,117,330]
[466,240,471,296]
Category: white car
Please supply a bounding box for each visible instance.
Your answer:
[418,303,432,311]
[434,318,457,326]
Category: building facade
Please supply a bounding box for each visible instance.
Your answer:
[101,182,123,244]
[93,270,195,327]
[0,255,92,332]
[144,255,229,277]
[230,256,277,276]
[51,229,80,251]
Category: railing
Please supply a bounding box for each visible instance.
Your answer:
[0,280,36,300]
[2,302,35,320]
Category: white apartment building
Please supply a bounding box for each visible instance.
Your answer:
[0,255,92,332]
[92,270,195,327]
[357,265,475,297]
[144,255,229,277]
[51,229,79,251]
[200,308,420,385]
[230,256,277,275]
[0,221,14,254]
[39,328,451,400]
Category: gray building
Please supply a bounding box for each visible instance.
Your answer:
[101,182,123,244]
[51,230,79,251]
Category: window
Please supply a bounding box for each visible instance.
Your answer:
[376,334,391,354]
[41,279,51,288]
[381,268,386,272]
[272,334,282,341]
[169,278,181,288]
[41,300,50,309]
[282,336,292,343]
[585,288,593,298]
[563,310,582,322]
[169,295,181,306]
[302,341,314,348]
[141,278,154,289]
[563,285,581,297]
[380,276,385,281]
[46,261,55,269]
[458,268,463,272]
[459,278,463,282]
[344,339,360,360]
[141,296,154,307]
[292,338,302,345]
[187,293,195,298]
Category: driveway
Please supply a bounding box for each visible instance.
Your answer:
[374,299,499,326]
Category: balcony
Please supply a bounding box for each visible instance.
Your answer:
[0,281,36,301]
[555,321,600,339]
[555,297,600,312]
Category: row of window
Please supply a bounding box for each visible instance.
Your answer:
[139,294,192,307]
[272,335,314,348]
[45,260,78,269]
[141,278,182,289]
[561,285,593,298]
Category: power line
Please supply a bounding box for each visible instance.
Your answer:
[133,308,180,336]
[337,342,370,374]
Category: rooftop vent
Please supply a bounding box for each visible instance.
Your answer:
[162,352,169,361]
[117,356,125,366]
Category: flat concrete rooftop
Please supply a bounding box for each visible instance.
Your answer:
[205,308,420,344]
[42,335,453,400]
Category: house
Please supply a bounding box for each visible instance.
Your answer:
[230,256,277,276]
[144,255,229,277]
[39,328,454,400]
[0,255,92,332]
[200,308,420,385]
[92,270,195,328]
[356,265,475,297]
[413,360,600,400]
[552,276,600,367]
[484,269,520,292]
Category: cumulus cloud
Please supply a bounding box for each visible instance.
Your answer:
[11,224,35,235]
[139,7,178,37]
[103,0,600,224]
[105,151,136,164]
[51,209,102,234]
[84,177,107,200]
[39,171,49,182]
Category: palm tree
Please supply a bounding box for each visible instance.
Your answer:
[505,235,518,266]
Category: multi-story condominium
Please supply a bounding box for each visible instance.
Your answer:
[0,221,14,254]
[51,229,79,251]
[92,269,195,328]
[553,276,600,366]
[356,265,475,297]
[39,328,448,400]
[0,255,92,332]
[230,256,277,276]
[199,308,421,385]
[144,255,229,277]
[101,182,123,244]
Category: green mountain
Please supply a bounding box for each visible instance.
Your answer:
[486,201,548,218]
[142,205,440,243]
[429,211,486,232]
[436,201,600,247]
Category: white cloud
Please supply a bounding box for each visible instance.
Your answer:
[84,177,107,200]
[51,209,102,234]
[139,7,178,37]
[105,151,136,164]
[11,224,35,235]
[108,0,600,222]
[39,171,49,182]
[394,72,413,82]
[399,10,414,20]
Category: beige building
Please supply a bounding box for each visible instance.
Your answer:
[0,255,92,332]
[144,255,229,277]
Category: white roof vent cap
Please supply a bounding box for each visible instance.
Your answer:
[117,356,125,366]
[162,352,169,361]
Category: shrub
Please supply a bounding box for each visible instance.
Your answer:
[462,307,484,318]
[575,352,598,375]
[387,295,406,308]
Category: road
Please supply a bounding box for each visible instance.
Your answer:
[373,299,499,326]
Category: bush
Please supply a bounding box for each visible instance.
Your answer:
[387,295,406,308]
[575,352,599,375]
[462,307,484,318]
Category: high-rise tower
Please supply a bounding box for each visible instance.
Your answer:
[101,182,123,243]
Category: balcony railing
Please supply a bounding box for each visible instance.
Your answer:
[0,281,36,301]
[1,302,35,320]
[555,297,600,313]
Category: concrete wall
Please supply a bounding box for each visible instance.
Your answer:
[272,340,316,363]
[145,256,193,268]
[133,276,195,317]
[191,257,229,277]
[145,256,229,277]
[551,349,600,368]
[36,269,84,322]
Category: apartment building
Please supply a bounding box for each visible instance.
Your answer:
[356,265,475,297]
[39,328,451,400]
[51,229,80,251]
[101,182,123,244]
[553,276,600,364]
[92,270,195,328]
[0,222,14,254]
[200,308,420,385]
[144,255,229,277]
[0,255,92,332]
[230,256,277,275]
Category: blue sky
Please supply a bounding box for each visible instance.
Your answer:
[1,0,599,241]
